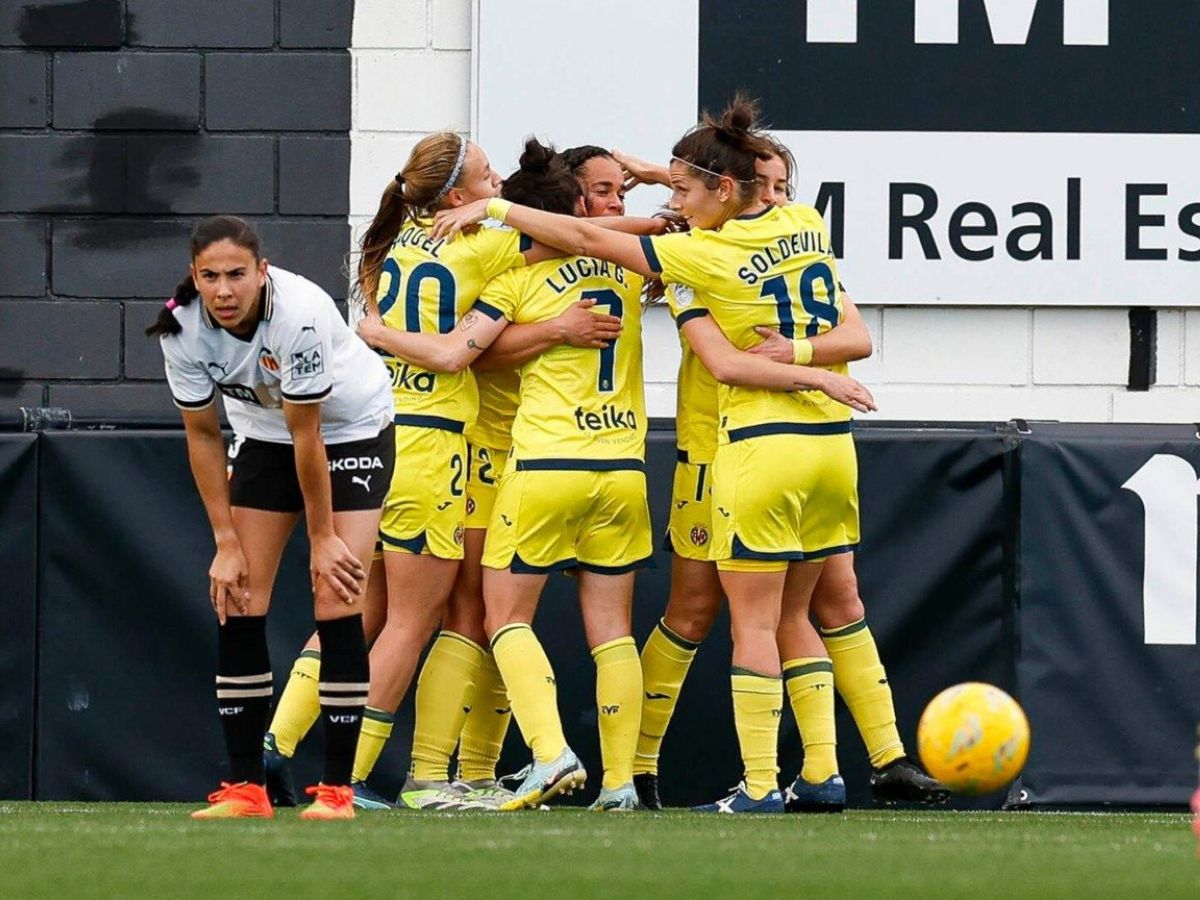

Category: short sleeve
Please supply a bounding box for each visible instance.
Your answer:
[277,313,333,405]
[471,226,526,281]
[665,283,709,328]
[161,336,215,410]
[477,269,521,322]
[640,232,712,288]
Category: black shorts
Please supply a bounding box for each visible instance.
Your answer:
[228,424,395,513]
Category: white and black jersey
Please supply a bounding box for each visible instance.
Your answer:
[161,266,393,444]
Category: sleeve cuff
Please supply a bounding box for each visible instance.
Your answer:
[281,385,333,404]
[172,392,215,411]
[639,235,663,274]
[674,308,709,328]
[473,300,506,321]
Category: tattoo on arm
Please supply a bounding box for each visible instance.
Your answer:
[459,311,479,332]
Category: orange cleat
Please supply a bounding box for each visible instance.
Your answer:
[300,783,356,820]
[191,781,274,819]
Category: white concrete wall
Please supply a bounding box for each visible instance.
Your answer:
[351,0,1200,424]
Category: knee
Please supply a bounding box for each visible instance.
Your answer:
[811,573,865,630]
[664,606,715,644]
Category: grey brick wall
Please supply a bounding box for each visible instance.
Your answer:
[0,0,353,422]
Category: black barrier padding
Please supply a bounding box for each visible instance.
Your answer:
[1014,424,1200,806]
[32,426,1012,806]
[36,431,321,800]
[0,435,38,799]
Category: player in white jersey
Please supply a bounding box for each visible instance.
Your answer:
[148,216,394,821]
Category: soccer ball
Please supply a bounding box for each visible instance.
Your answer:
[917,682,1030,795]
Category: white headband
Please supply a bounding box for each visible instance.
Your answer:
[671,154,757,185]
[432,137,470,203]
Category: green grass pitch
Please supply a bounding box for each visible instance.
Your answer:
[1,804,1196,899]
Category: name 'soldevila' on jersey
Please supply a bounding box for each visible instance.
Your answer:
[161,266,393,444]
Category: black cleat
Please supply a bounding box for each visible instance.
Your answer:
[870,756,951,805]
[262,733,297,808]
[634,773,662,811]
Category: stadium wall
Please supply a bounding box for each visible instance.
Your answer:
[0,0,354,421]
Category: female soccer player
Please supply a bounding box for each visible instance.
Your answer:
[148,215,393,821]
[431,96,876,813]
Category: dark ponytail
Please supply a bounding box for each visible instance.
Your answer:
[672,92,772,204]
[145,215,262,338]
[499,137,581,215]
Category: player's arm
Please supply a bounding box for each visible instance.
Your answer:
[748,293,873,365]
[357,304,510,374]
[679,313,876,413]
[611,150,671,190]
[180,404,248,625]
[473,298,622,370]
[282,400,364,602]
[432,199,656,279]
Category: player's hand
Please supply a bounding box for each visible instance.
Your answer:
[310,533,365,603]
[554,298,622,349]
[812,370,877,414]
[612,149,670,191]
[356,314,389,349]
[209,540,250,625]
[651,209,688,234]
[748,326,796,364]
[431,198,491,241]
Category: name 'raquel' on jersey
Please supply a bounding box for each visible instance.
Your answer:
[161,266,393,444]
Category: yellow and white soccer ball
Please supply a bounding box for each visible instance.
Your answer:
[917,682,1030,795]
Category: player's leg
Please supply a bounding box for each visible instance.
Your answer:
[579,569,641,811]
[692,564,786,813]
[812,553,948,803]
[778,559,845,813]
[193,505,296,819]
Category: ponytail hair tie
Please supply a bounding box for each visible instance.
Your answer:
[165,298,178,311]
[395,172,406,186]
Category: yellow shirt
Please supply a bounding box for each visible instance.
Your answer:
[667,285,719,464]
[468,368,521,452]
[376,220,526,428]
[650,204,849,441]
[480,255,646,466]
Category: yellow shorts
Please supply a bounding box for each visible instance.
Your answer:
[482,464,654,574]
[465,442,505,531]
[379,423,466,559]
[664,457,715,562]
[712,428,859,573]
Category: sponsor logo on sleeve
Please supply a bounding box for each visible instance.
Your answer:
[292,345,324,377]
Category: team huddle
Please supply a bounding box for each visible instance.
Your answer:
[155,95,950,820]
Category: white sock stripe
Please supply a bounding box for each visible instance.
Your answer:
[216,687,274,699]
[317,682,370,692]
[319,695,369,707]
[215,673,273,685]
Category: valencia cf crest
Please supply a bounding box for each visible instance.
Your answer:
[690,525,709,547]
[258,350,280,372]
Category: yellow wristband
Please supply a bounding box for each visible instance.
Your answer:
[486,198,513,222]
[792,339,814,366]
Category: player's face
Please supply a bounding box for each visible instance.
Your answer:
[667,160,732,231]
[447,143,503,207]
[756,154,790,206]
[191,240,268,335]
[578,156,626,217]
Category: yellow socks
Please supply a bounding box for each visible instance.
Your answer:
[491,623,566,764]
[820,618,904,768]
[730,669,782,800]
[592,636,642,789]
[351,707,394,784]
[634,620,699,776]
[458,651,512,783]
[266,649,321,757]
[410,632,484,782]
[783,657,839,783]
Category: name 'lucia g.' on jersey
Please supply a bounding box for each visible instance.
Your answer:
[160,266,393,444]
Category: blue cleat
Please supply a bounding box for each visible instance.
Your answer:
[693,782,784,814]
[350,780,395,810]
[500,748,587,811]
[262,733,297,808]
[784,773,846,813]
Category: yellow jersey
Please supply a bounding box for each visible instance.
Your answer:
[667,285,719,464]
[376,219,526,429]
[468,367,521,452]
[479,255,646,467]
[649,204,849,441]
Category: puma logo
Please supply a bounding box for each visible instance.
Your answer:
[352,475,372,492]
[644,692,671,700]
[206,361,229,376]
[300,324,316,333]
